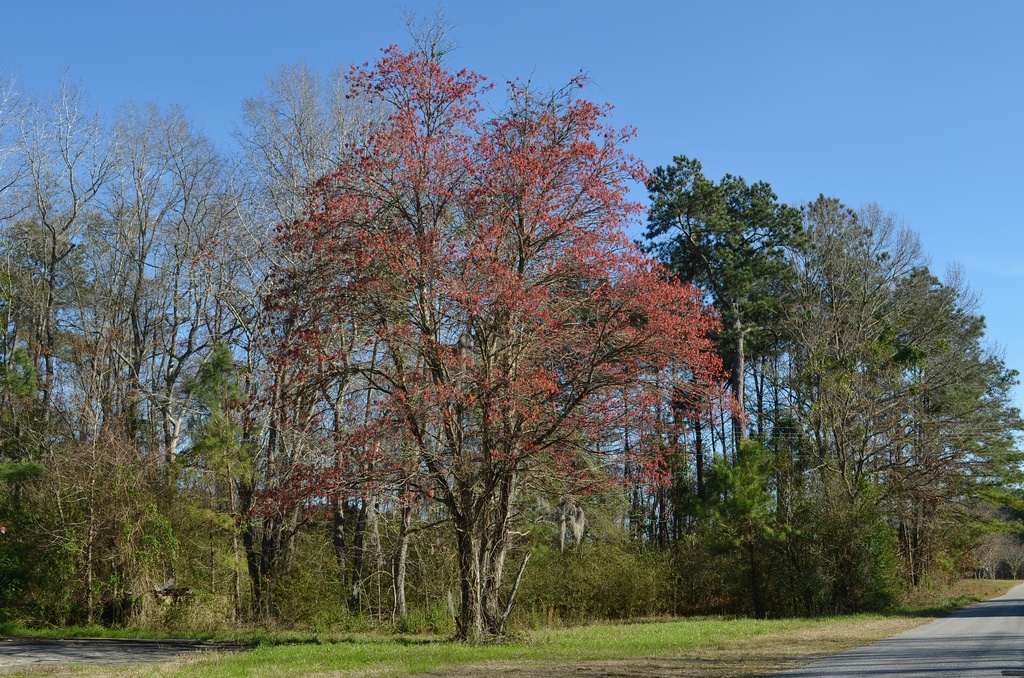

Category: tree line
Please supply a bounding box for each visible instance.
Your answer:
[0,41,1020,640]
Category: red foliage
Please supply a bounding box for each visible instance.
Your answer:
[269,46,726,518]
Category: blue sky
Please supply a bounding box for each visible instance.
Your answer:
[4,1,1024,402]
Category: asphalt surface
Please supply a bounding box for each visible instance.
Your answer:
[775,583,1024,677]
[0,636,248,673]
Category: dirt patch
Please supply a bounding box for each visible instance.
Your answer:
[0,636,249,674]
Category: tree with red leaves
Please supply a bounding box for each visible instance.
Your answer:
[270,47,726,641]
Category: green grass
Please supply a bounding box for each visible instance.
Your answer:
[6,579,1019,677]
[888,577,1016,617]
[101,618,867,677]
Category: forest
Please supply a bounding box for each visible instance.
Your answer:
[0,35,1021,642]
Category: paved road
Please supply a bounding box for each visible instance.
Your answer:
[776,584,1024,677]
[0,636,247,673]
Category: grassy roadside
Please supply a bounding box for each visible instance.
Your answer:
[5,579,1017,678]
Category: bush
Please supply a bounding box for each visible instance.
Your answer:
[392,604,454,635]
[516,543,675,626]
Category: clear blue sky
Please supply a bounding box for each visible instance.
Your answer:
[4,1,1023,402]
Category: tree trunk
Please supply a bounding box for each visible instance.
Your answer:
[455,522,485,642]
[239,482,293,621]
[557,505,567,553]
[482,475,517,634]
[331,393,349,586]
[748,540,765,619]
[732,319,747,444]
[753,356,765,439]
[243,519,269,619]
[228,473,242,622]
[333,497,348,584]
[694,419,705,500]
[161,405,181,466]
[85,490,96,625]
[231,524,242,622]
[349,499,369,611]
[393,504,411,618]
